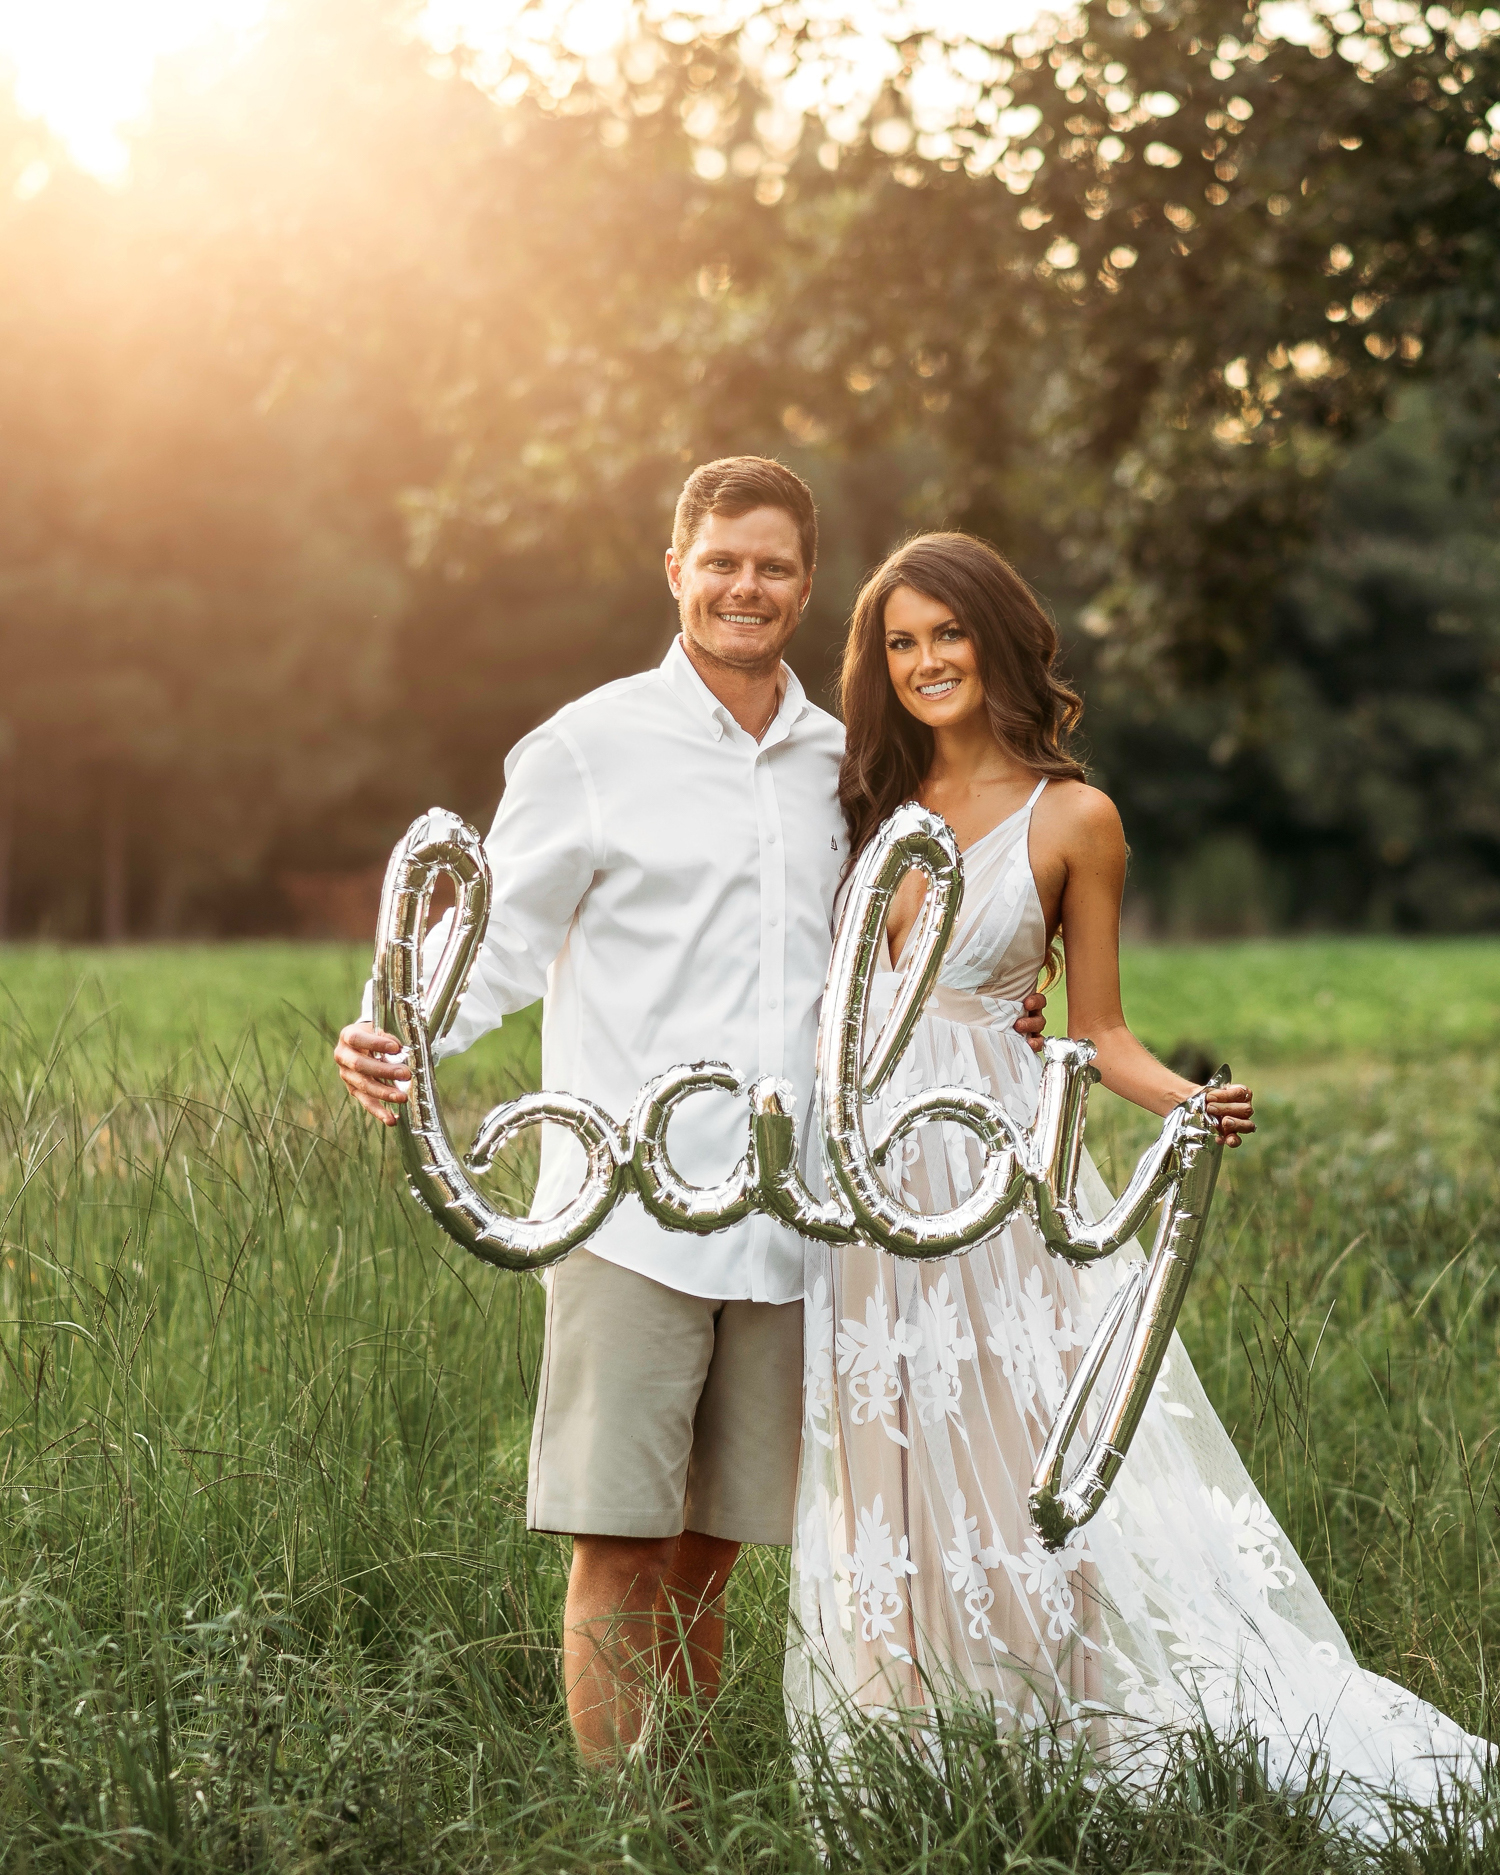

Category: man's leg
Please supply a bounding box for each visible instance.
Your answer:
[530,1253,719,1759]
[655,1528,740,1703]
[564,1530,738,1758]
[531,1258,795,1761]
[565,1533,676,1760]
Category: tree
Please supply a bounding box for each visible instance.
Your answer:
[0,0,1496,931]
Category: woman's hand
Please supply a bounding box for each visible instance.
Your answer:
[1203,1081,1255,1148]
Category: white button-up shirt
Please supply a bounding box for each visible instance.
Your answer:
[365,636,846,1303]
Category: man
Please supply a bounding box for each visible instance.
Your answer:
[335,457,1045,1761]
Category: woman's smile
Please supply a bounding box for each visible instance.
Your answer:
[884,584,988,727]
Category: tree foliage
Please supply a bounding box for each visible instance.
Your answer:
[0,0,1495,932]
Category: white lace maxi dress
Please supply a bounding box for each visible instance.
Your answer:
[786,780,1491,1827]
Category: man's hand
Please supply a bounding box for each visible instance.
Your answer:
[1013,990,1047,1053]
[335,1021,410,1126]
[1205,1082,1255,1149]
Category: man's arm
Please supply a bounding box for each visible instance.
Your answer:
[335,726,598,1124]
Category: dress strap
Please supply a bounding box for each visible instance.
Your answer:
[1024,777,1049,812]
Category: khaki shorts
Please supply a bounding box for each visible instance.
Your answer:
[527,1249,803,1545]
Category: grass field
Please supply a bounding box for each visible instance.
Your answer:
[1,937,1499,1871]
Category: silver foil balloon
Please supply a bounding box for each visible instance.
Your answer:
[814,809,1229,1549]
[1028,1038,1212,1265]
[374,808,626,1272]
[628,1063,755,1235]
[1028,1075,1226,1548]
[373,803,1230,1548]
[744,1076,857,1243]
[818,803,1032,1257]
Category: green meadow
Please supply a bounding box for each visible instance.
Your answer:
[1,937,1498,1871]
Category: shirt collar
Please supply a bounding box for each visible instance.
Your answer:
[659,635,809,744]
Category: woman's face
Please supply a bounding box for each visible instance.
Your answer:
[883,584,987,731]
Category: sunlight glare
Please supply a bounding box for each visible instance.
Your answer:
[423,0,1054,136]
[0,0,1062,187]
[0,0,266,181]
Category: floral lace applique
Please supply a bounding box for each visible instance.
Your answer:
[1202,1486,1295,1600]
[910,1273,978,1430]
[1001,1530,1093,1643]
[984,1295,1041,1421]
[836,1290,920,1447]
[943,1489,1005,1642]
[1162,1606,1240,1707]
[848,1495,918,1651]
[985,1263,1084,1422]
[796,1496,836,1586]
[804,1274,836,1450]
[1106,1640,1189,1728]
[1152,1355,1194,1419]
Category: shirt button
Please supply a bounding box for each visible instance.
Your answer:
[770,914,780,927]
[769,997,779,1010]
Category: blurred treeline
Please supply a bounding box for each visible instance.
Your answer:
[0,0,1497,939]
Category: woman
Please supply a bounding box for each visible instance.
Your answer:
[786,532,1489,1825]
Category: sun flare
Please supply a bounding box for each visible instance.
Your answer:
[0,0,267,180]
[0,0,1054,185]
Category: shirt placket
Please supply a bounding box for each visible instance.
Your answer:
[751,737,788,1299]
[754,743,787,1077]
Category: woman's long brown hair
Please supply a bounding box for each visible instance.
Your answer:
[837,531,1086,983]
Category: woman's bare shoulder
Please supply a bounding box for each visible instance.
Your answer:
[1035,777,1124,847]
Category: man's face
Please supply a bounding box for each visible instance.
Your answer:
[666,506,813,675]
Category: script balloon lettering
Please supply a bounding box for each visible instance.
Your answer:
[373,809,626,1272]
[373,806,1227,1545]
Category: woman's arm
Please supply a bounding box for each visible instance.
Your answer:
[1044,785,1255,1146]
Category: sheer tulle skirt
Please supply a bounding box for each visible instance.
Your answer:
[786,1013,1493,1832]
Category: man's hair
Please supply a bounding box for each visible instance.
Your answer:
[672,456,818,573]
